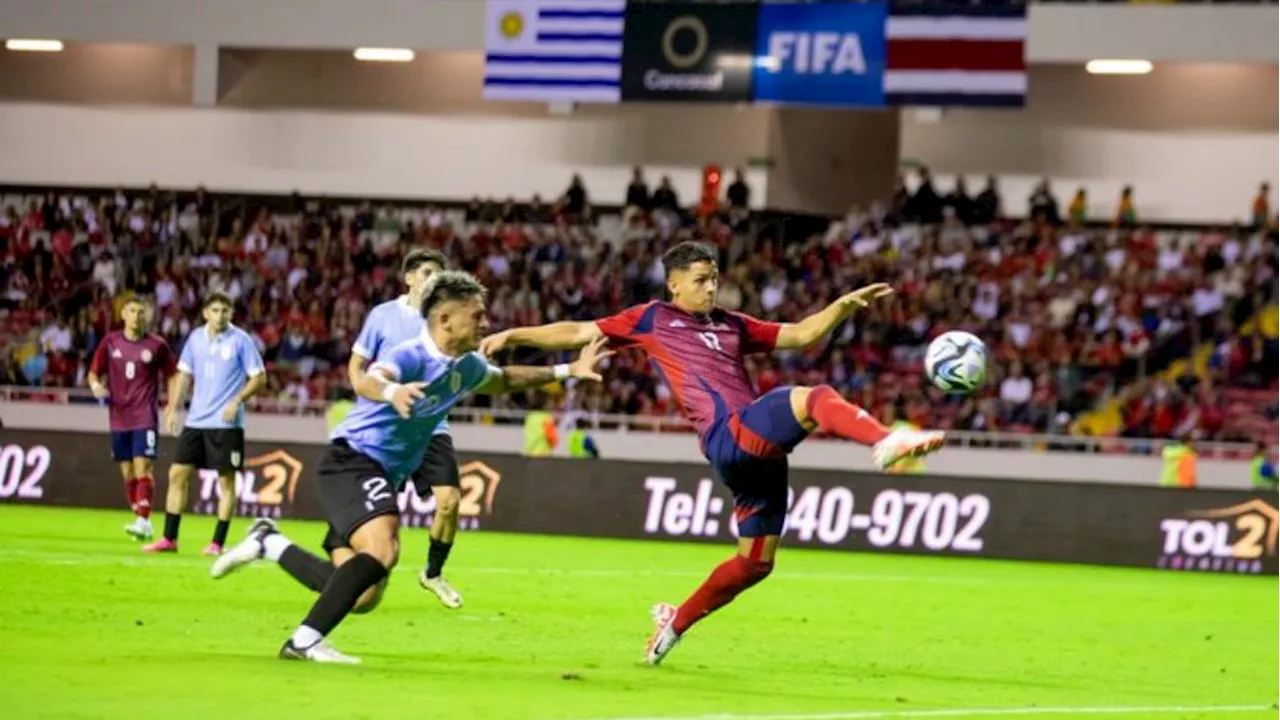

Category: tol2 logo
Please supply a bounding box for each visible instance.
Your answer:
[762,32,868,75]
[399,461,503,531]
[196,449,304,518]
[1158,499,1278,573]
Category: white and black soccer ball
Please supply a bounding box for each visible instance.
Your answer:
[924,331,988,394]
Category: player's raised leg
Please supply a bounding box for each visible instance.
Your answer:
[790,385,944,469]
[418,433,464,608]
[212,519,387,612]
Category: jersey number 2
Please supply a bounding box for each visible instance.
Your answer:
[698,332,722,352]
[362,476,393,512]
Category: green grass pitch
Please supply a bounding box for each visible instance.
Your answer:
[0,505,1274,720]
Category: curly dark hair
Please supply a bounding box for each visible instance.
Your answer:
[420,270,488,318]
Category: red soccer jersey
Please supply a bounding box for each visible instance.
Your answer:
[596,302,781,438]
[88,332,175,431]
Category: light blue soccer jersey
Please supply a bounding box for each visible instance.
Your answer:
[333,331,500,487]
[353,296,450,436]
[177,324,265,429]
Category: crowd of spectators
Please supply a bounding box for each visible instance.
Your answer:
[0,171,1275,444]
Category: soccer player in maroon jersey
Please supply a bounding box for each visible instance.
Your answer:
[481,241,945,665]
[87,297,176,541]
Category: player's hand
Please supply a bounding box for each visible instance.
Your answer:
[478,331,511,358]
[221,400,241,423]
[391,381,428,419]
[568,335,614,383]
[840,283,894,310]
[89,381,109,400]
[162,409,179,436]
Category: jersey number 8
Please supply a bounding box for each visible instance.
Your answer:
[698,332,723,352]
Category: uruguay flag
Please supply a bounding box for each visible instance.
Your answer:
[483,0,625,103]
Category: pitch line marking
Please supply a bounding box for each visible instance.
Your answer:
[569,704,1274,720]
[0,548,982,584]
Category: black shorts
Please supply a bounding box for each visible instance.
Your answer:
[321,433,459,555]
[317,440,399,550]
[412,433,460,491]
[174,428,245,474]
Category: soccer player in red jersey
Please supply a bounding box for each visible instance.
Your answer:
[87,297,175,541]
[481,242,946,665]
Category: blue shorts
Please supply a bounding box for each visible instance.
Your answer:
[703,387,810,538]
[111,428,158,462]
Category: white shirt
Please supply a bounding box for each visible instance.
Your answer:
[155,278,177,308]
[1191,287,1224,318]
[287,266,309,293]
[761,282,786,312]
[40,324,72,353]
[1000,376,1033,404]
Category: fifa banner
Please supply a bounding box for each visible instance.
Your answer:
[483,0,1027,107]
[3,431,1274,575]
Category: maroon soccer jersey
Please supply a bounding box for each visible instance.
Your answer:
[596,302,781,437]
[88,332,175,431]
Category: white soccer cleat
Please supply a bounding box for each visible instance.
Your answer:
[644,602,682,666]
[279,639,361,664]
[872,427,946,470]
[124,517,153,541]
[419,573,464,609]
[210,518,277,579]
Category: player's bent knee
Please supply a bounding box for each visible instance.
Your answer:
[434,487,461,517]
[352,580,388,614]
[357,538,399,570]
[789,386,816,425]
[747,559,774,582]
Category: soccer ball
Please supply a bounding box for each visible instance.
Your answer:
[924,331,987,394]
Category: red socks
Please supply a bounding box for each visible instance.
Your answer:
[806,385,890,446]
[125,478,139,512]
[127,476,154,519]
[673,554,774,634]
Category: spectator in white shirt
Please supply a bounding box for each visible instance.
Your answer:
[1000,362,1034,425]
[40,318,73,354]
[155,275,178,309]
[1191,282,1224,319]
[92,253,119,295]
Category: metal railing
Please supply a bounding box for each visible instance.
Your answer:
[0,385,1258,459]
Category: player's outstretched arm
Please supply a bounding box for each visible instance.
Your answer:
[774,283,894,350]
[479,321,602,355]
[477,336,613,394]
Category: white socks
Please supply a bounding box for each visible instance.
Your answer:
[290,625,323,649]
[262,533,292,562]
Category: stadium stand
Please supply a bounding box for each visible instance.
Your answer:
[0,175,1275,446]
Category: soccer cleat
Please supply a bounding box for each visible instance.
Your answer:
[418,573,463,609]
[279,639,361,664]
[871,427,946,470]
[644,602,682,666]
[141,537,177,553]
[210,518,277,579]
[202,542,223,557]
[124,517,154,541]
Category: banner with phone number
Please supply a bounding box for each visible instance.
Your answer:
[2,430,1274,574]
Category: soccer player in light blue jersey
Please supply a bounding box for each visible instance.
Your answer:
[343,249,468,609]
[210,271,611,663]
[145,292,266,555]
